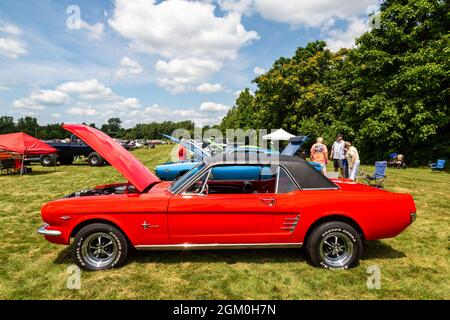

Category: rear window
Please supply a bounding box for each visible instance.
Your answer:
[277,167,299,193]
[284,162,338,190]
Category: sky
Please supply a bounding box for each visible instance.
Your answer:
[0,0,381,128]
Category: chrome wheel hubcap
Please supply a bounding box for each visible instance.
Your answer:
[81,232,118,268]
[319,232,354,268]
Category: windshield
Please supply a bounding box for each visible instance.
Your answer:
[169,162,206,192]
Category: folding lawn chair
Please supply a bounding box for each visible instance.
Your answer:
[363,161,387,188]
[430,159,446,172]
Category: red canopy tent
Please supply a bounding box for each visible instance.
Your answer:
[0,132,56,175]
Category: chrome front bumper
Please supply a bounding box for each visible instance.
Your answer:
[37,224,62,236]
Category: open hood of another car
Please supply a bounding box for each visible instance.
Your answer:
[281,136,309,156]
[162,134,210,161]
[63,124,160,192]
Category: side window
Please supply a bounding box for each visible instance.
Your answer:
[185,170,210,194]
[191,165,278,195]
[277,167,299,194]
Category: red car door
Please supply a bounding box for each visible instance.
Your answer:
[270,166,303,243]
[167,165,278,244]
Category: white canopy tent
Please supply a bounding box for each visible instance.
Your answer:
[262,129,295,141]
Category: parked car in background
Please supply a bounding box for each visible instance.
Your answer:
[38,124,417,271]
[147,140,164,149]
[40,135,106,167]
[155,135,313,180]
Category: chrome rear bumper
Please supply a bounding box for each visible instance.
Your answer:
[37,224,62,236]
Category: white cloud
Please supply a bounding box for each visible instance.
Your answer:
[109,0,259,92]
[0,22,22,36]
[325,17,369,51]
[253,66,265,75]
[0,37,26,59]
[29,90,68,106]
[51,113,62,118]
[196,82,223,93]
[115,57,143,78]
[218,0,254,15]
[67,107,97,116]
[57,79,115,100]
[13,79,142,119]
[12,100,46,111]
[254,0,378,27]
[155,58,222,93]
[80,20,104,40]
[200,101,230,112]
[0,85,10,91]
[13,90,68,110]
[118,97,141,109]
[125,103,223,127]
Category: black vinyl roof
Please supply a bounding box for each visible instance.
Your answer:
[205,154,338,190]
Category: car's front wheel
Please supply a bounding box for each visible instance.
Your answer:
[306,221,362,269]
[72,223,128,271]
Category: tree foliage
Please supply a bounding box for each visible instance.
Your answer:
[221,0,449,164]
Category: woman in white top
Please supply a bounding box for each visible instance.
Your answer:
[345,141,360,181]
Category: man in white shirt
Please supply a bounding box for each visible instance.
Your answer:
[345,141,360,181]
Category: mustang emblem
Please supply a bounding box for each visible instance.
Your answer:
[142,221,159,230]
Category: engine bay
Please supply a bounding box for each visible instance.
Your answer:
[64,184,138,198]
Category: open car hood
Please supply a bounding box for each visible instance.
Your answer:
[63,124,160,192]
[281,136,309,156]
[162,134,210,161]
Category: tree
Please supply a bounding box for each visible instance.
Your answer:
[220,0,449,164]
[101,118,122,136]
[347,0,449,163]
[221,88,255,130]
[17,117,39,137]
[0,116,16,134]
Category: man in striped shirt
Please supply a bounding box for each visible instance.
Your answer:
[330,134,347,178]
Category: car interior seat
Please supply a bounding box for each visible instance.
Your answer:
[242,181,254,194]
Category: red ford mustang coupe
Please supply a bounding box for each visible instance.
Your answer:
[38,124,416,271]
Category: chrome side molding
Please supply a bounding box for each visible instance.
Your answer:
[135,242,303,251]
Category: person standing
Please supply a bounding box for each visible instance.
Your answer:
[345,141,360,181]
[330,134,346,178]
[178,144,187,161]
[310,137,328,174]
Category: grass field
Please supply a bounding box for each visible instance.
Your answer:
[0,145,449,299]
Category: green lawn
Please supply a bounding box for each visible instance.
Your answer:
[0,145,449,299]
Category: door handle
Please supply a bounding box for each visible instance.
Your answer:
[260,198,275,206]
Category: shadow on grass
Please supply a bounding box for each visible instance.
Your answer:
[53,240,405,267]
[129,248,308,265]
[53,245,308,266]
[361,241,406,260]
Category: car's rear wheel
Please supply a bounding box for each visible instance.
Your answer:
[72,223,128,271]
[40,155,56,166]
[306,221,362,269]
[88,152,104,167]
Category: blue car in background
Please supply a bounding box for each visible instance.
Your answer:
[155,135,319,180]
